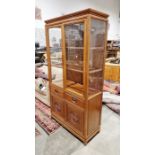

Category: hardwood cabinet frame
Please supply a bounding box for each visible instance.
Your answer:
[45,8,109,144]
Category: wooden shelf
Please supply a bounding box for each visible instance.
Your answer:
[66,80,76,86]
[66,83,84,97]
[66,83,101,98]
[70,83,84,91]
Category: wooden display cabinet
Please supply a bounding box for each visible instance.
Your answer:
[45,8,109,144]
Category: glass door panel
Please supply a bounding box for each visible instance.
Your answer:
[49,27,63,87]
[64,22,84,95]
[88,18,106,96]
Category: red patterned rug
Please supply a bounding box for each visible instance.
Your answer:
[35,98,60,134]
[35,128,41,137]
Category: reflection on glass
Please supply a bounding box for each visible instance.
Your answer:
[88,18,106,96]
[65,23,84,94]
[49,27,63,87]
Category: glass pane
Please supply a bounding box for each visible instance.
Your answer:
[65,23,84,94]
[49,27,63,87]
[88,18,106,96]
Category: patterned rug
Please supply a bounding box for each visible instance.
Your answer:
[35,98,60,134]
[35,128,41,137]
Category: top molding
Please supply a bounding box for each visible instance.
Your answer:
[45,8,109,24]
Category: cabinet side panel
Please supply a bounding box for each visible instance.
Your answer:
[88,94,102,135]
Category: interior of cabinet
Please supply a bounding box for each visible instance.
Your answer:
[47,17,107,97]
[64,22,85,95]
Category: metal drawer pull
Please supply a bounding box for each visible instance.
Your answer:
[55,89,59,93]
[72,97,77,103]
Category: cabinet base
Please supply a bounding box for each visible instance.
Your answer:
[51,113,100,144]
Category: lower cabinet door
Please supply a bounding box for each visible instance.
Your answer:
[66,102,84,134]
[52,95,64,119]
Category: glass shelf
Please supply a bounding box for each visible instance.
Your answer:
[66,47,84,49]
[90,47,104,50]
[67,68,83,73]
[89,68,103,74]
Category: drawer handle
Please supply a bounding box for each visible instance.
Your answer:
[54,89,59,93]
[72,97,77,103]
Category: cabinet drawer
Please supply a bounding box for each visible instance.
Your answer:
[52,95,64,119]
[51,85,63,97]
[64,93,84,108]
[66,102,84,134]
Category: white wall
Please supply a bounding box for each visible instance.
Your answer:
[35,0,120,45]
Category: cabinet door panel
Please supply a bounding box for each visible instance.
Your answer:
[52,95,64,119]
[66,102,84,134]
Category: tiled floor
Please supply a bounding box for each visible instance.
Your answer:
[35,105,120,155]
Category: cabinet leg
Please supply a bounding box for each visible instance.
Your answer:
[83,139,88,145]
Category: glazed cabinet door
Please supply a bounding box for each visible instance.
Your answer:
[63,20,86,97]
[48,26,63,88]
[88,18,107,96]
